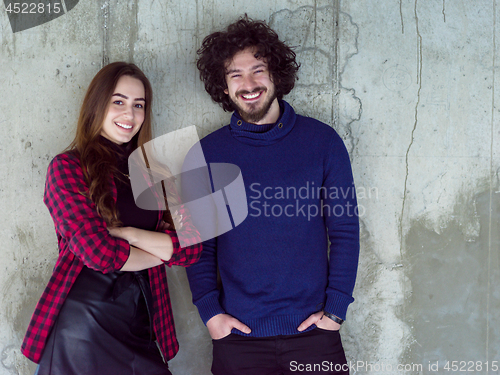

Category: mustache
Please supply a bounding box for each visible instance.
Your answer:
[235,87,267,96]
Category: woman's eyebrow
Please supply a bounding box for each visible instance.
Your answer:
[112,93,145,101]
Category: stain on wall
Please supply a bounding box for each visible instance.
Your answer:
[404,186,500,373]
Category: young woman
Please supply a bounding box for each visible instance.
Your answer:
[21,62,202,375]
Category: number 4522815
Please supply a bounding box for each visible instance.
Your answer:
[443,361,498,372]
[5,3,61,14]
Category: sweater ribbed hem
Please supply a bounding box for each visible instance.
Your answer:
[229,314,316,337]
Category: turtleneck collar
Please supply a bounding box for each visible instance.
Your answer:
[229,100,296,146]
[99,135,134,160]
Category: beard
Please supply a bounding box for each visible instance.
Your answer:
[230,86,277,124]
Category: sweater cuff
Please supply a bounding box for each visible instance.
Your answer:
[195,292,226,325]
[324,291,355,321]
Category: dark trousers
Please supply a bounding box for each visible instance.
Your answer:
[211,328,349,375]
[34,365,172,375]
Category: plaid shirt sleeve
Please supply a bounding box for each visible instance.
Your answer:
[44,152,130,272]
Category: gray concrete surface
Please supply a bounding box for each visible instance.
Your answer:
[0,0,498,374]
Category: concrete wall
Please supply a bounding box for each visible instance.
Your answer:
[1,0,498,374]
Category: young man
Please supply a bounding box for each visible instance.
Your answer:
[186,16,359,375]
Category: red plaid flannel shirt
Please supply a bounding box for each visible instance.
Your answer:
[21,151,202,363]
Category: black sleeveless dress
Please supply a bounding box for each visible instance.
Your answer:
[36,141,171,375]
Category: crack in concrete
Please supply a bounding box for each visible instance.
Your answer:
[400,0,404,34]
[337,11,362,156]
[313,0,318,49]
[400,0,422,255]
[292,6,314,50]
[442,0,446,23]
[337,12,360,80]
[128,0,139,63]
[332,0,339,131]
[269,4,361,155]
[399,0,422,347]
[101,1,110,67]
[486,0,496,361]
[270,6,329,84]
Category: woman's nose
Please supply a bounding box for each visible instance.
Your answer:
[122,104,134,118]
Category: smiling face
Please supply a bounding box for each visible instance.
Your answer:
[101,75,146,145]
[224,47,280,125]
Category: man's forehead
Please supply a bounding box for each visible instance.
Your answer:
[224,48,267,73]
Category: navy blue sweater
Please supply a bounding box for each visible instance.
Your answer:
[186,101,359,337]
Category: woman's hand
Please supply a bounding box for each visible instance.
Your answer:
[157,220,171,232]
[108,227,167,271]
[108,226,174,262]
[107,226,131,242]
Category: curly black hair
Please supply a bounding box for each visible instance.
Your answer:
[197,15,300,112]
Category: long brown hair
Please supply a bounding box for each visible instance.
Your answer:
[68,62,159,227]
